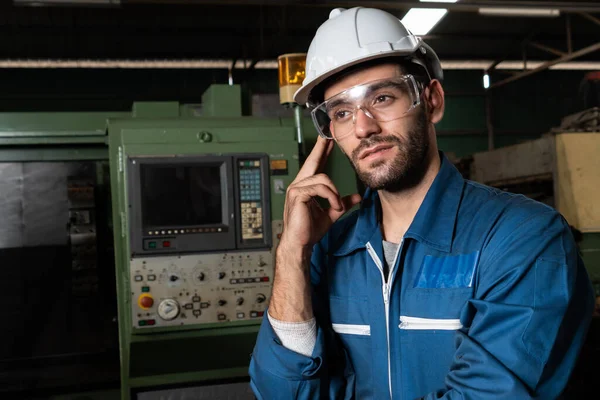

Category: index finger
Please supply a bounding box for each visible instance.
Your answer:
[295,136,334,181]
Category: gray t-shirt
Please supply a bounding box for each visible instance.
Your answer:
[382,240,399,281]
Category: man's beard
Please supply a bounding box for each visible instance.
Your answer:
[350,107,430,193]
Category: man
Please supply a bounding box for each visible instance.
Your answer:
[249,7,594,399]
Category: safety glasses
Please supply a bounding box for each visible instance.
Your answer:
[310,75,422,141]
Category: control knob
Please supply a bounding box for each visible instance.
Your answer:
[218,272,226,280]
[218,299,227,306]
[256,293,266,304]
[236,297,244,306]
[157,299,180,321]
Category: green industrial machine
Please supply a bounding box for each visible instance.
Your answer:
[0,83,358,399]
[107,85,300,399]
[0,110,126,398]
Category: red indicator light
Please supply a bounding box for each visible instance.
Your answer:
[163,241,171,248]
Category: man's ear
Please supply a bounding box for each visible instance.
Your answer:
[424,79,445,124]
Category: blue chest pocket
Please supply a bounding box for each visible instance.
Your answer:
[414,251,480,288]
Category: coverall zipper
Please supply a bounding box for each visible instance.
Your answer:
[366,240,403,399]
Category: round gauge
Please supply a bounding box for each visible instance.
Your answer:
[157,299,180,321]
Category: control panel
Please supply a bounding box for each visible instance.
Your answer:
[130,250,273,329]
[238,160,265,241]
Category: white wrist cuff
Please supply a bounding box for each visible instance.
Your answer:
[267,312,317,357]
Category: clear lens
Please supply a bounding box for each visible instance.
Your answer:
[311,75,421,140]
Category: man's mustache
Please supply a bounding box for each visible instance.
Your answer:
[351,135,403,162]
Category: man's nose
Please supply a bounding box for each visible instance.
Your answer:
[354,107,382,139]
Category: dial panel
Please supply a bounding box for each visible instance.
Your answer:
[130,249,273,329]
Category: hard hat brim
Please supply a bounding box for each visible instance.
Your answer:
[293,49,415,106]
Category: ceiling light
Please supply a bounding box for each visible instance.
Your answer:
[478,7,560,17]
[483,73,490,89]
[401,8,449,35]
[419,0,457,3]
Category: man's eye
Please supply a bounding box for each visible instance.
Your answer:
[333,110,351,120]
[374,95,393,104]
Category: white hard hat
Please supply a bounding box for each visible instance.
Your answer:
[294,7,443,106]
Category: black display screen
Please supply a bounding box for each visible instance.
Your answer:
[140,164,223,228]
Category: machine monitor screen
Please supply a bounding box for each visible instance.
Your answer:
[140,164,223,228]
[128,154,271,256]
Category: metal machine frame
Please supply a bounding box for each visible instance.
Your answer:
[107,98,299,399]
[0,111,126,398]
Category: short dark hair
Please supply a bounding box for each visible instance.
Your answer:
[309,56,429,105]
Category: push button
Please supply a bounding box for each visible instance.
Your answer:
[138,294,154,309]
